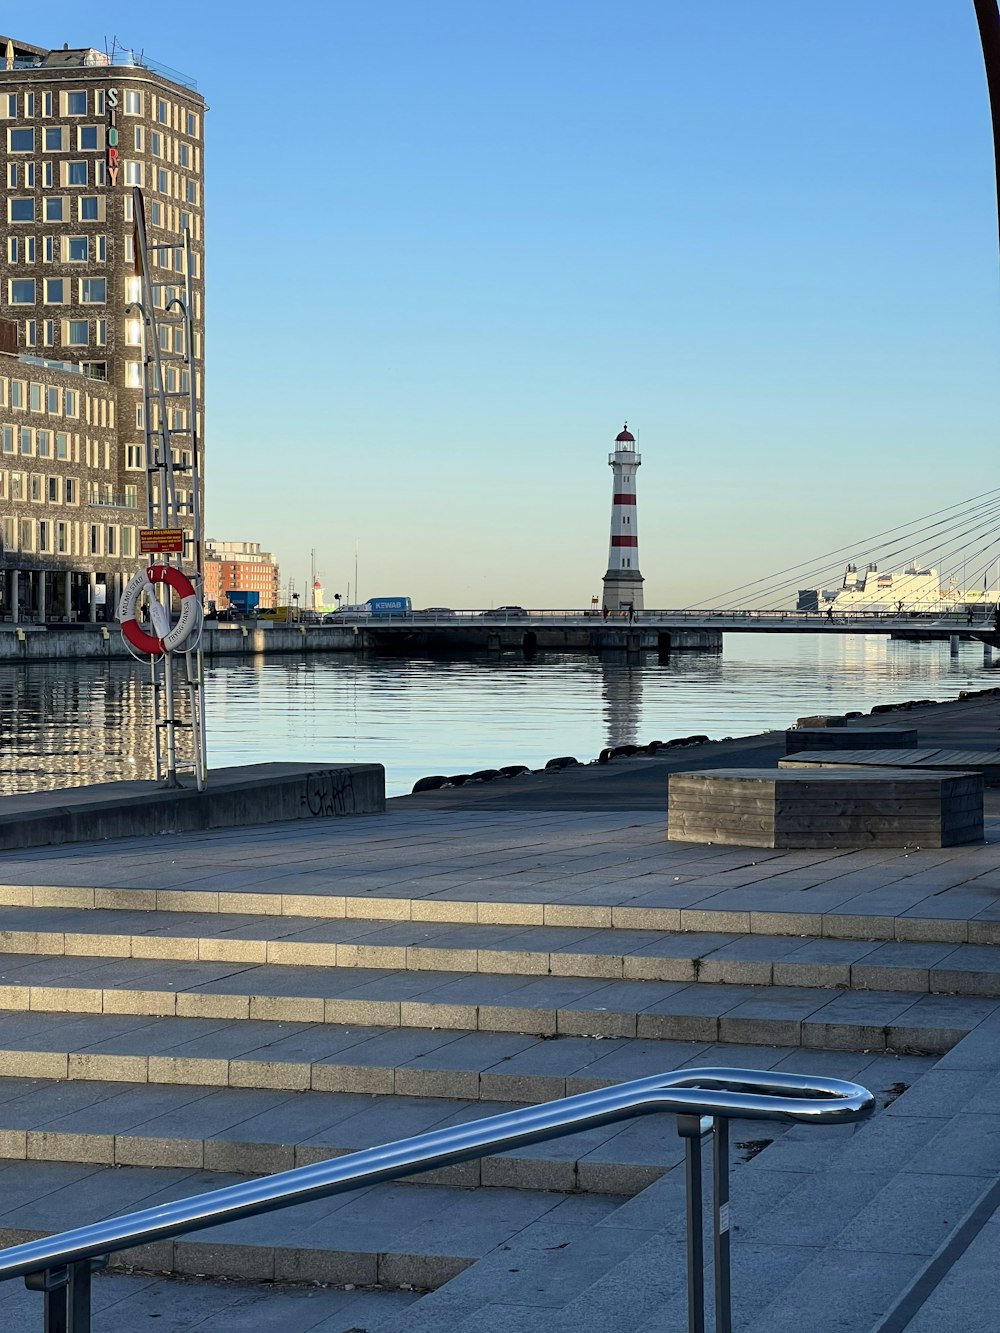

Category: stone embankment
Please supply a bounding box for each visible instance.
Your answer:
[0,689,997,1326]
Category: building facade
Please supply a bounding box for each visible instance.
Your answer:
[0,36,205,619]
[203,540,280,612]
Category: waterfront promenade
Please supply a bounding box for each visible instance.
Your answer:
[0,694,998,1327]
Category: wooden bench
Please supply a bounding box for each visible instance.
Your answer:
[785,727,918,755]
[780,748,1000,786]
[668,767,983,849]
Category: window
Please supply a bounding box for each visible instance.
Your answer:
[43,320,54,347]
[124,236,134,263]
[45,198,66,222]
[95,321,106,346]
[24,162,35,188]
[24,320,36,347]
[81,362,107,381]
[133,125,144,150]
[38,432,52,460]
[89,525,100,555]
[124,161,142,185]
[44,126,65,151]
[97,235,106,261]
[3,94,15,118]
[150,131,162,156]
[106,526,116,555]
[42,92,52,117]
[44,278,65,304]
[11,382,24,408]
[150,201,162,227]
[29,384,41,411]
[20,427,32,455]
[56,434,68,462]
[64,389,78,416]
[64,477,75,502]
[178,142,190,168]
[186,180,198,204]
[10,199,34,222]
[78,125,98,150]
[66,161,87,185]
[1,426,13,454]
[79,197,99,220]
[43,162,53,189]
[43,237,55,263]
[37,522,50,553]
[7,163,17,188]
[24,93,34,117]
[157,99,168,124]
[47,476,59,501]
[65,91,87,116]
[8,127,32,152]
[80,278,106,303]
[46,387,60,414]
[125,361,142,388]
[9,279,35,304]
[157,168,169,194]
[24,237,35,262]
[125,444,144,469]
[20,519,33,550]
[124,90,142,115]
[185,111,197,136]
[66,321,89,347]
[67,236,88,262]
[125,317,141,346]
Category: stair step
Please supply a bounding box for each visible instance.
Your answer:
[1,879,996,949]
[0,1077,690,1195]
[0,1009,937,1102]
[0,905,999,994]
[0,954,993,1051]
[2,1268,421,1333]
[0,1158,625,1289]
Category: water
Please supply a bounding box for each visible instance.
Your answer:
[0,635,994,798]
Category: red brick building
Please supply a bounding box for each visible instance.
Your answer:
[203,538,279,611]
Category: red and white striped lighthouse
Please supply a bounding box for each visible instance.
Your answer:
[601,423,644,612]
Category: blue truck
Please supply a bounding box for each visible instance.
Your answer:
[367,597,411,616]
[226,590,260,616]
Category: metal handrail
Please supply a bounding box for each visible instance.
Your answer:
[0,1067,874,1333]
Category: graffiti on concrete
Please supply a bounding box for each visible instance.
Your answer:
[301,768,358,817]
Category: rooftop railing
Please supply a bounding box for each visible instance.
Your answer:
[0,1066,874,1333]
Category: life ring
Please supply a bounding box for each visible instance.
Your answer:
[118,564,202,655]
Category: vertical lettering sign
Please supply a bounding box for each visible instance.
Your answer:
[106,88,119,186]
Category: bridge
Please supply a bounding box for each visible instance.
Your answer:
[327,608,1000,656]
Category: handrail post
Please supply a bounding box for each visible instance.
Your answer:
[713,1117,732,1333]
[678,1113,712,1333]
[26,1258,101,1332]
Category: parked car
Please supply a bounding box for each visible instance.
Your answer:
[496,605,528,617]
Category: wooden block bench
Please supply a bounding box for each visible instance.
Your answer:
[780,748,1000,786]
[785,727,918,756]
[667,767,983,849]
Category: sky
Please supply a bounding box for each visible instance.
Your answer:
[25,2,1000,608]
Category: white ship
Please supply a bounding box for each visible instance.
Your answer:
[798,562,1000,614]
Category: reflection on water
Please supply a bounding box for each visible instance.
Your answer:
[0,635,993,798]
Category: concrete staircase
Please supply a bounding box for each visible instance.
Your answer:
[0,886,976,1330]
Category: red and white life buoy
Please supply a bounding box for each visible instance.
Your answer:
[118,564,202,655]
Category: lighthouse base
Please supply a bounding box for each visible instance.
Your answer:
[602,569,645,613]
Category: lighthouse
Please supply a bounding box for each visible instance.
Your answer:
[602,423,644,612]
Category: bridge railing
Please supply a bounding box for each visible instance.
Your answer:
[318,607,993,627]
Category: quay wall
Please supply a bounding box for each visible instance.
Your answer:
[0,624,724,663]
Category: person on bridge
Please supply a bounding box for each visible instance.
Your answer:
[826,605,834,622]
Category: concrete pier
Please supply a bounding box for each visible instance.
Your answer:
[0,761,384,851]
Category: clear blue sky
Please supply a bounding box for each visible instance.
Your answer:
[30,2,1000,607]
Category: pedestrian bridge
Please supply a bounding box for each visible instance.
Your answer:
[326,608,1000,655]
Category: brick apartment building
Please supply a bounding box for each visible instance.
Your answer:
[203,539,280,612]
[0,35,205,620]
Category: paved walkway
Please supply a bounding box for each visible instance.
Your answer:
[0,688,999,1329]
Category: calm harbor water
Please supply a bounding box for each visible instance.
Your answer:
[0,635,994,798]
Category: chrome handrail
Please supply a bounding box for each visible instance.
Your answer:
[0,1067,874,1333]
